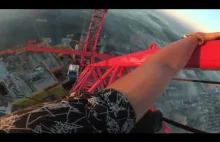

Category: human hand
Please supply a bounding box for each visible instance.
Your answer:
[188,32,220,46]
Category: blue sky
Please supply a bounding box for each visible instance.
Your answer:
[162,9,220,32]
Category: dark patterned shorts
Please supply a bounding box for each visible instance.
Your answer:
[0,89,136,133]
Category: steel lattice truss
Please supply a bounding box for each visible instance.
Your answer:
[1,9,220,133]
[70,41,220,133]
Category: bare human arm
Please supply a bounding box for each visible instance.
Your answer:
[108,32,220,121]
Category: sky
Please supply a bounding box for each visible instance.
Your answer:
[161,9,220,32]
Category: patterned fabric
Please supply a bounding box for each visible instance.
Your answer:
[0,89,136,133]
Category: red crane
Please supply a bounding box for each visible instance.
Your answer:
[80,9,108,66]
[3,9,220,133]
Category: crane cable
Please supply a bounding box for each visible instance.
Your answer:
[162,116,208,133]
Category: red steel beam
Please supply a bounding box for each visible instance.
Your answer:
[80,10,96,66]
[90,9,108,63]
[25,47,113,60]
[96,67,107,87]
[92,71,104,89]
[80,9,108,66]
[88,67,114,92]
[0,48,26,56]
[89,42,160,67]
[89,41,220,70]
[119,67,124,78]
[71,67,95,92]
[108,67,119,85]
